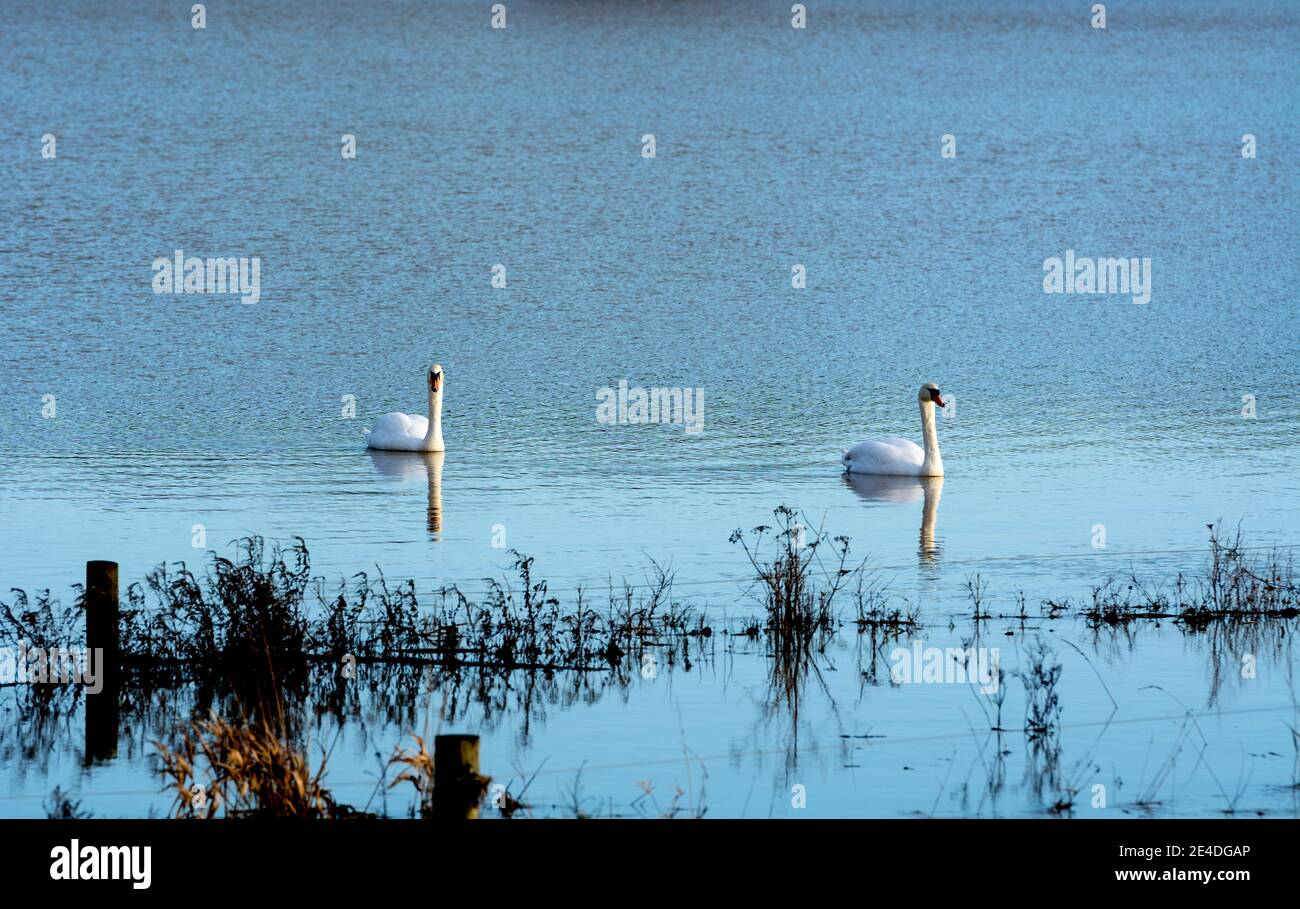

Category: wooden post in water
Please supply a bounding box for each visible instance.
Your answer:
[84,560,120,763]
[432,734,484,820]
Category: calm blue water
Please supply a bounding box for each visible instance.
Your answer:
[1,0,1297,817]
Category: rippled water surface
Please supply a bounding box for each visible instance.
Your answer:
[1,0,1297,817]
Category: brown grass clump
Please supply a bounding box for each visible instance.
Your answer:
[156,712,338,818]
[389,735,436,817]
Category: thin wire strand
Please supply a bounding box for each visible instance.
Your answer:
[3,701,1294,804]
[83,540,1297,613]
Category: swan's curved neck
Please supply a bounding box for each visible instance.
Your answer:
[424,387,444,451]
[919,399,943,475]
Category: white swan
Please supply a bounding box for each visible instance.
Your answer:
[364,364,445,452]
[841,382,946,476]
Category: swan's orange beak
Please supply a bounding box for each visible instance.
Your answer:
[429,372,441,392]
[932,392,945,407]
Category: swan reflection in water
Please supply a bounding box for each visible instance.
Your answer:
[841,473,944,563]
[367,449,445,538]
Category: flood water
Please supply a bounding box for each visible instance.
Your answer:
[1,0,1298,817]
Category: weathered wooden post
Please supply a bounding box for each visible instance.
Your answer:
[84,560,120,763]
[432,734,486,819]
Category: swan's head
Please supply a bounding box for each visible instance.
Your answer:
[919,382,945,408]
[428,364,443,394]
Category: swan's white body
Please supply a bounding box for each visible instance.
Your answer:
[841,383,945,477]
[364,365,445,452]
